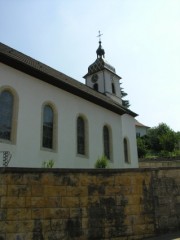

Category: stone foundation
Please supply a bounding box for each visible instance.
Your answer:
[0,167,180,239]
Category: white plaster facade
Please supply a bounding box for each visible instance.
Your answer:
[0,43,139,168]
[135,120,149,137]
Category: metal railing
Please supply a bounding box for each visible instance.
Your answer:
[0,151,12,167]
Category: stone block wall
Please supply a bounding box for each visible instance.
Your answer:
[0,167,180,240]
[139,157,180,168]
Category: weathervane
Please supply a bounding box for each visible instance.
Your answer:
[97,30,103,41]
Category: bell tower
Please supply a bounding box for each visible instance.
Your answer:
[83,31,122,105]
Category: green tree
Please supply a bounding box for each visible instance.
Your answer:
[137,137,148,158]
[122,100,130,108]
[175,131,180,148]
[121,87,130,108]
[146,123,178,155]
[175,131,180,154]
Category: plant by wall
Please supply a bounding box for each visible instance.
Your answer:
[95,155,109,168]
[42,159,54,168]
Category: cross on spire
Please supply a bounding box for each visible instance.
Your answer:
[97,30,103,42]
[96,30,105,58]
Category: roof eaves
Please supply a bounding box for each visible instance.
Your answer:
[83,67,121,79]
[0,43,136,117]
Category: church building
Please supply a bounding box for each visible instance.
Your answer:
[0,40,138,168]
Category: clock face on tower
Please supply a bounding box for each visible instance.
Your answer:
[91,74,98,83]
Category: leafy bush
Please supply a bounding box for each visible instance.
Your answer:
[137,123,180,158]
[137,137,148,158]
[95,156,109,168]
[147,123,177,153]
[42,159,54,168]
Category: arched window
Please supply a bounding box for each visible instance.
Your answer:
[112,83,116,94]
[124,138,130,163]
[103,125,110,160]
[77,116,86,155]
[93,83,99,91]
[0,90,14,141]
[42,105,54,149]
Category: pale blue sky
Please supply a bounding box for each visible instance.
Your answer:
[0,0,180,131]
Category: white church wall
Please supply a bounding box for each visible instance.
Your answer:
[0,63,135,169]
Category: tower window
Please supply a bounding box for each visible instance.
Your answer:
[93,83,99,91]
[0,90,14,141]
[112,83,116,94]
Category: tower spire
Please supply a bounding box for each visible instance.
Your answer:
[96,30,105,58]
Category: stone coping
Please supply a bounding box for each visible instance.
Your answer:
[0,166,180,174]
[139,156,180,162]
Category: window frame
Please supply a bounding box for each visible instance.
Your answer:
[41,102,57,152]
[93,83,99,91]
[124,137,131,163]
[103,124,113,161]
[0,87,18,144]
[76,115,88,157]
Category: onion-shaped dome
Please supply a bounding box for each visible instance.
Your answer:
[88,58,116,75]
[83,39,120,78]
[96,41,105,58]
